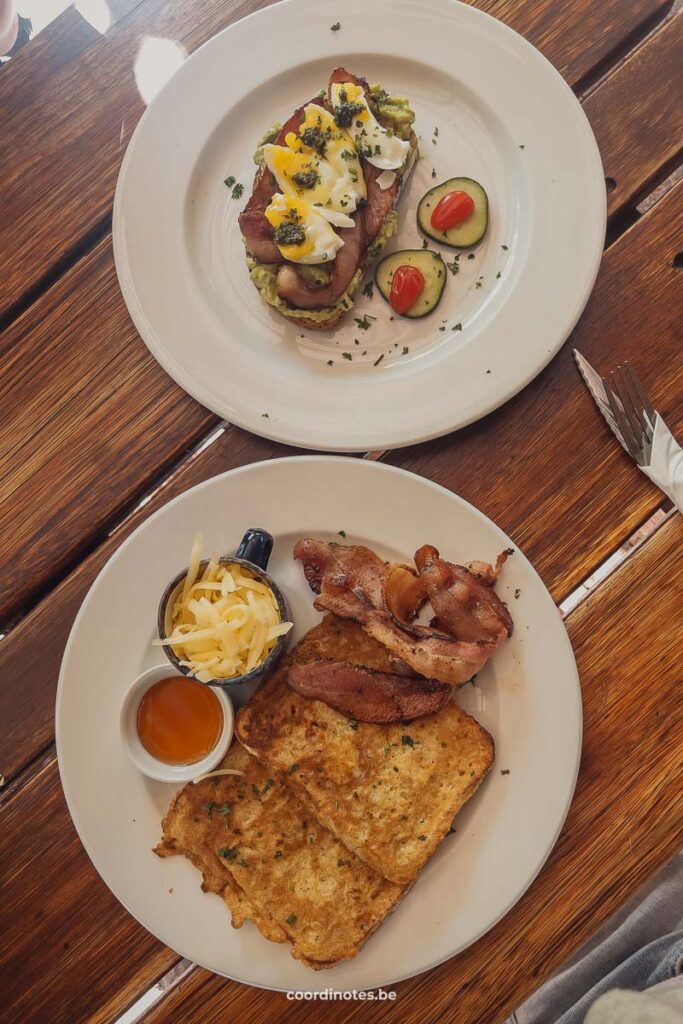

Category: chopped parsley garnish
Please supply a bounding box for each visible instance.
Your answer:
[514,588,521,599]
[223,175,235,188]
[362,280,374,299]
[261,412,269,418]
[496,271,501,279]
[433,126,439,137]
[349,719,359,730]
[373,353,384,367]
[218,847,237,860]
[326,359,333,366]
[354,314,376,330]
[291,168,320,190]
[467,252,475,260]
[453,322,462,331]
[340,149,356,161]
[231,182,244,199]
[202,801,215,818]
[286,913,298,926]
[402,346,409,355]
[330,21,341,31]
[342,352,352,360]
[418,834,428,841]
[432,168,437,178]
[274,849,283,859]
[421,238,428,249]
[501,769,511,775]
[446,257,460,276]
[475,281,482,289]
[273,221,306,247]
[287,763,299,774]
[338,529,346,538]
[401,734,415,747]
[217,802,232,817]
[501,244,509,251]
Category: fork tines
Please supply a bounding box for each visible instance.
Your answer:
[602,361,656,467]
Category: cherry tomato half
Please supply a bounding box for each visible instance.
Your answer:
[389,265,425,315]
[430,190,475,232]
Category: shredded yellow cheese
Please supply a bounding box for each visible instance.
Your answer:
[155,533,292,682]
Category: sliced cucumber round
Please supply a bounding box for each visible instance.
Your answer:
[417,177,488,249]
[375,249,447,318]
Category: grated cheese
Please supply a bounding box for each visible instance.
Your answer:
[154,533,293,682]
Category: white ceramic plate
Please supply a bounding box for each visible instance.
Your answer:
[113,0,605,453]
[57,457,581,991]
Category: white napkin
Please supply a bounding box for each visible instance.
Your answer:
[643,415,683,513]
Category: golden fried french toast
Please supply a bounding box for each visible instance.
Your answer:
[236,615,495,885]
[155,740,403,969]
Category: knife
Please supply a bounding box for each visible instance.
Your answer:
[573,349,683,513]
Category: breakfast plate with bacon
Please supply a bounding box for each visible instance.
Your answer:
[113,0,605,452]
[56,457,582,990]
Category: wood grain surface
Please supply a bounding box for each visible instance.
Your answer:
[0,235,217,624]
[127,513,680,1024]
[0,0,671,321]
[0,428,294,784]
[585,12,683,216]
[388,178,683,601]
[0,756,179,1024]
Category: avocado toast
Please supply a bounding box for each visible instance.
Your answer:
[239,67,417,330]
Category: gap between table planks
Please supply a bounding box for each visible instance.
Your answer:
[1,175,681,789]
[0,0,673,323]
[1,5,681,629]
[1,511,679,1024]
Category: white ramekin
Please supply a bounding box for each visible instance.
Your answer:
[119,664,234,783]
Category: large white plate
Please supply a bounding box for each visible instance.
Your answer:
[57,457,581,991]
[113,0,605,452]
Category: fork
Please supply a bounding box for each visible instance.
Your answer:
[602,361,657,468]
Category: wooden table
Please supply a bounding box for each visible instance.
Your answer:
[1,2,682,1022]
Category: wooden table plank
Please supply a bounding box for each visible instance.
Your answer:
[0,427,293,784]
[0,0,670,320]
[387,178,683,603]
[137,513,683,1024]
[0,757,178,1024]
[584,12,683,217]
[0,235,219,624]
[0,0,143,82]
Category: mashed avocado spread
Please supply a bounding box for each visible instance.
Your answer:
[247,85,414,323]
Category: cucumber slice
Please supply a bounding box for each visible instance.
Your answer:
[417,177,488,249]
[374,249,447,318]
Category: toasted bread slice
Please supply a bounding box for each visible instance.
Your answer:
[236,615,495,885]
[155,740,403,969]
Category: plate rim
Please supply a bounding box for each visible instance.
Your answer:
[56,455,583,991]
[112,0,606,453]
